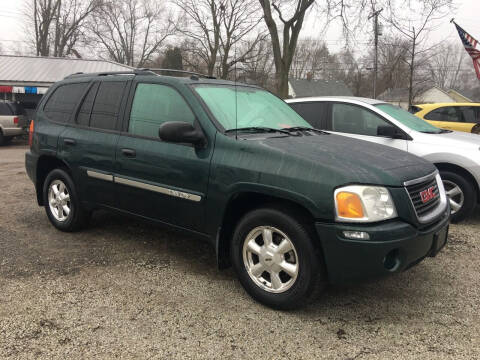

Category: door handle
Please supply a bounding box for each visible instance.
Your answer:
[63,138,76,146]
[121,148,136,158]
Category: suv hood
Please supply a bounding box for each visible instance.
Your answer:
[259,133,435,187]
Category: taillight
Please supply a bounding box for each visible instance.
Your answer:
[29,120,34,147]
[13,116,19,124]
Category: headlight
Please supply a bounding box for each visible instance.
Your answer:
[334,185,397,222]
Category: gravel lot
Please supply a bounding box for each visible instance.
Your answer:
[1,141,479,359]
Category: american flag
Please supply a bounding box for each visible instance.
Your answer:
[453,21,480,80]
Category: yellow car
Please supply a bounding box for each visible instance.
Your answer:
[411,103,480,134]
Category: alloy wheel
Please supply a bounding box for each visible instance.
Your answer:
[48,179,71,222]
[443,179,464,215]
[242,226,299,293]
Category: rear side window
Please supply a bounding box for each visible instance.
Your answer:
[289,102,327,129]
[458,106,480,123]
[89,81,126,130]
[0,102,12,116]
[128,83,195,138]
[44,83,87,123]
[76,82,99,126]
[424,107,461,122]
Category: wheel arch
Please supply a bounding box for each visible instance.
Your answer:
[35,155,72,206]
[434,162,479,201]
[215,191,324,270]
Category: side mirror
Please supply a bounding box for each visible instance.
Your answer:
[377,125,404,139]
[159,121,206,147]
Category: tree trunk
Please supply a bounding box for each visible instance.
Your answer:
[276,65,290,98]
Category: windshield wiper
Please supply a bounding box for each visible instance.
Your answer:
[225,127,293,135]
[282,126,329,134]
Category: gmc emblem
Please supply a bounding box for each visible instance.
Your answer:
[419,186,436,203]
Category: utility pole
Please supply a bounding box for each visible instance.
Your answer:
[369,8,383,99]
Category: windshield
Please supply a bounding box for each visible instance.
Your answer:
[375,103,442,133]
[193,84,311,131]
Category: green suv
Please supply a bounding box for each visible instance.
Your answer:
[25,70,449,309]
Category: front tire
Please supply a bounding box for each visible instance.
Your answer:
[231,206,326,310]
[440,170,476,223]
[43,169,89,232]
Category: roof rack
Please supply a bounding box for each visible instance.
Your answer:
[148,68,216,79]
[64,69,155,79]
[64,68,215,80]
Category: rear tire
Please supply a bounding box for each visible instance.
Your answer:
[43,169,90,232]
[231,206,326,310]
[440,170,476,223]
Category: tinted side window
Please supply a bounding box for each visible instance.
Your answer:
[89,81,126,130]
[458,106,478,123]
[332,103,391,136]
[128,83,195,138]
[424,107,460,122]
[76,82,99,126]
[0,102,12,116]
[44,83,87,123]
[289,102,326,129]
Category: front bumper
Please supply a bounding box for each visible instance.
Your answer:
[315,211,450,284]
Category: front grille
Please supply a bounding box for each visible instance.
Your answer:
[406,175,441,219]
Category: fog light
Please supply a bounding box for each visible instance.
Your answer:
[342,231,370,240]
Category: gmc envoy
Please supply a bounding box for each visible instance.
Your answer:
[25,70,450,309]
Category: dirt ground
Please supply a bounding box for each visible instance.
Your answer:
[0,140,479,359]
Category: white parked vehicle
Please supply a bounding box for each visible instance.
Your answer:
[0,101,28,145]
[286,96,480,222]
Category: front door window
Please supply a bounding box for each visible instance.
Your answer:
[128,83,195,138]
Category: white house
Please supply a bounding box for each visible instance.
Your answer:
[378,86,462,109]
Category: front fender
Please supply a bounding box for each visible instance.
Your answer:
[424,153,480,185]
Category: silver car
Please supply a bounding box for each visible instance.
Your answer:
[286,96,480,222]
[0,101,28,145]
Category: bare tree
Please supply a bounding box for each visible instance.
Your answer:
[174,0,264,79]
[238,38,275,89]
[290,39,333,79]
[52,0,101,57]
[258,0,315,98]
[376,36,410,94]
[26,0,99,57]
[385,0,453,107]
[428,42,466,89]
[30,0,60,56]
[87,0,174,67]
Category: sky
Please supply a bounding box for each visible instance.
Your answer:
[1,0,479,56]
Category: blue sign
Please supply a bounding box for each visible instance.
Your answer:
[24,87,37,94]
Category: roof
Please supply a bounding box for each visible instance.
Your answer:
[447,89,472,102]
[286,96,386,105]
[60,71,254,88]
[378,86,461,103]
[288,78,353,98]
[459,88,480,102]
[0,55,133,85]
[377,88,410,102]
